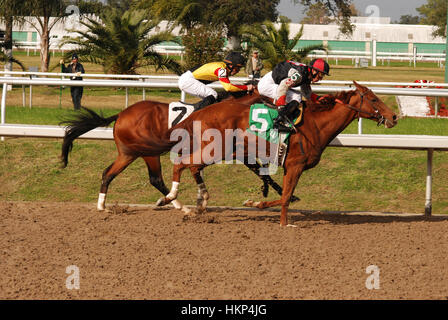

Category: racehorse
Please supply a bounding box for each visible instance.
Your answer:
[156,81,398,226]
[60,89,294,213]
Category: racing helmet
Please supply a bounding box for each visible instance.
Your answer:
[308,58,330,76]
[224,52,246,68]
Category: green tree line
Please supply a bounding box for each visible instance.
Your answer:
[1,0,444,75]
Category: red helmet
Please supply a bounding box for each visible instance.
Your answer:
[309,59,330,76]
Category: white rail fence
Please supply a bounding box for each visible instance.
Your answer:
[0,75,448,215]
[308,50,445,67]
[2,73,448,134]
[13,41,444,66]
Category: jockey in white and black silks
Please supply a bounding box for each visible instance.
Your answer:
[178,52,255,110]
[258,58,330,133]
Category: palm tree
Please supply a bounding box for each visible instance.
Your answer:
[0,41,25,71]
[240,17,327,70]
[60,8,182,75]
[0,0,27,72]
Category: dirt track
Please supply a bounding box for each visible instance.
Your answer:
[1,201,448,300]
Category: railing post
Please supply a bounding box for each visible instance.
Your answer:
[22,85,26,107]
[435,97,439,117]
[29,84,33,108]
[1,82,7,124]
[125,87,129,109]
[181,90,186,102]
[0,82,6,141]
[142,78,146,100]
[425,149,433,216]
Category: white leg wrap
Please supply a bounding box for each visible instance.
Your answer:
[172,199,182,209]
[166,181,179,200]
[97,193,106,210]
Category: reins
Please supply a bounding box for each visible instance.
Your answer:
[335,89,386,127]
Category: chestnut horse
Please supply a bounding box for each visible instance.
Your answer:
[157,81,398,226]
[60,89,293,213]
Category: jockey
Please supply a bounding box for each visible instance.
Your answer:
[258,58,330,132]
[178,51,255,110]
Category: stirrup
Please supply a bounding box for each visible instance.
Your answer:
[273,123,295,133]
[273,116,296,133]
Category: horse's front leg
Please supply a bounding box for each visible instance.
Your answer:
[244,165,303,226]
[244,161,300,202]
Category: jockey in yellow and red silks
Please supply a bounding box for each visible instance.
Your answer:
[178,52,255,110]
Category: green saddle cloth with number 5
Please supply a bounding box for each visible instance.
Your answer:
[246,103,302,144]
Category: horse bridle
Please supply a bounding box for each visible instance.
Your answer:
[338,88,386,127]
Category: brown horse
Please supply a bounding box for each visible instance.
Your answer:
[60,89,292,213]
[156,81,398,226]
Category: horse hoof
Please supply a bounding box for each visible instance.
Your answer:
[182,206,193,216]
[156,198,165,206]
[243,199,254,207]
[196,207,206,215]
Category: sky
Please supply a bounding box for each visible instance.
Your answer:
[277,0,428,23]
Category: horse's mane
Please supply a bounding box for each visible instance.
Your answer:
[307,90,356,112]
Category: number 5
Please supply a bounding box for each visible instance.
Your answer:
[250,109,269,132]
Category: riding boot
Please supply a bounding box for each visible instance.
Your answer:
[273,101,299,133]
[194,95,216,111]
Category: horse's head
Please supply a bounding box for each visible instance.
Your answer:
[350,81,398,128]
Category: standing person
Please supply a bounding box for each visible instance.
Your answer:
[178,51,254,110]
[246,50,264,79]
[258,58,330,132]
[60,53,85,110]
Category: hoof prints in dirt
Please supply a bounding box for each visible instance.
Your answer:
[107,203,132,215]
[183,214,220,224]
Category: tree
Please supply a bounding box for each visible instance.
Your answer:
[0,41,25,71]
[293,0,354,34]
[348,3,360,16]
[21,0,67,72]
[300,2,332,24]
[181,24,226,71]
[417,0,447,37]
[240,17,326,70]
[22,0,104,72]
[393,14,421,25]
[60,8,182,75]
[205,0,279,50]
[0,0,27,72]
[138,0,280,50]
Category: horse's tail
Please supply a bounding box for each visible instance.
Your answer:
[60,107,118,168]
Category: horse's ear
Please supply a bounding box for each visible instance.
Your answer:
[353,80,364,91]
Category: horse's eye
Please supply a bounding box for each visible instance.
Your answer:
[371,99,378,103]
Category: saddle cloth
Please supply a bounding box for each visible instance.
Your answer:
[246,103,303,167]
[246,103,302,144]
[168,102,195,129]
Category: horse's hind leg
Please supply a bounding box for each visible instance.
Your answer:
[142,156,184,210]
[97,153,135,211]
[191,167,208,214]
[157,163,192,215]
